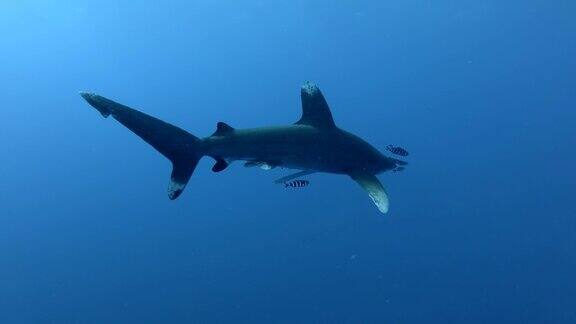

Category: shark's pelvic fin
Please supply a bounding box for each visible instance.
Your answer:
[274,170,315,184]
[296,82,336,129]
[80,92,203,200]
[350,172,389,214]
[212,122,235,137]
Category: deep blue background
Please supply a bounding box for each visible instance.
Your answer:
[1,1,575,323]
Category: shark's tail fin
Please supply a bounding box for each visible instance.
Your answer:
[80,92,203,199]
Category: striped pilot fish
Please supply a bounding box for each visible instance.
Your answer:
[386,145,409,157]
[284,179,310,188]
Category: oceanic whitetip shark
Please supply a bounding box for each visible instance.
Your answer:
[80,82,407,214]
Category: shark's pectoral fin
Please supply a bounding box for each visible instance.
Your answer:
[349,172,389,214]
[296,82,336,129]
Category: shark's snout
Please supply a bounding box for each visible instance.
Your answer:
[378,157,398,173]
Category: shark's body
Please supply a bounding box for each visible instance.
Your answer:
[205,125,393,174]
[80,82,404,213]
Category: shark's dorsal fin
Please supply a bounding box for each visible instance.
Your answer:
[296,82,336,129]
[212,122,235,136]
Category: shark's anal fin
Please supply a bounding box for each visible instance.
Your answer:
[211,122,235,137]
[350,172,389,214]
[274,170,315,184]
[296,82,336,129]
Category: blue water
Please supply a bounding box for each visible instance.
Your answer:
[1,1,575,323]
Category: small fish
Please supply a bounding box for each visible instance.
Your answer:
[284,179,310,188]
[391,157,408,166]
[393,166,405,173]
[386,145,409,157]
